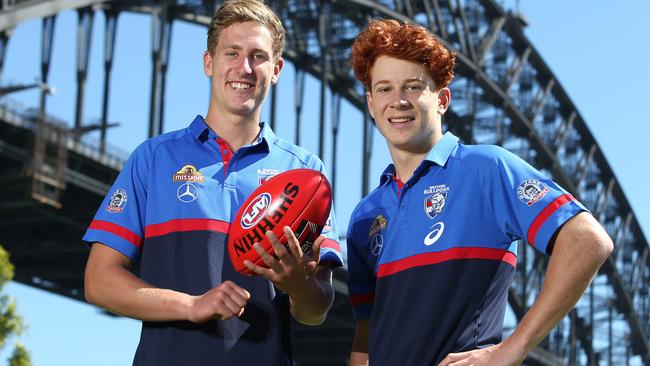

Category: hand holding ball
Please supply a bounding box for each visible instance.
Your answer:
[227,169,332,275]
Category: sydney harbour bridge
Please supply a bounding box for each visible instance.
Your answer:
[0,1,648,365]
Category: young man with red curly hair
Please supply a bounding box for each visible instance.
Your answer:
[345,19,613,366]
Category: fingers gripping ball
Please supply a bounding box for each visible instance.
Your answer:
[228,169,332,275]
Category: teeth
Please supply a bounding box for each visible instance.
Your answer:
[230,82,252,90]
[389,117,413,123]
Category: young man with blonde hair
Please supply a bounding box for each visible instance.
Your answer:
[83,1,342,364]
[346,19,613,366]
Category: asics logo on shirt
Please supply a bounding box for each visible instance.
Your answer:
[423,222,445,246]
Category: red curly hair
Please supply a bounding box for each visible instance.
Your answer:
[350,19,456,91]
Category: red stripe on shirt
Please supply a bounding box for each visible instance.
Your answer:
[321,238,341,252]
[349,292,375,305]
[145,218,230,238]
[89,220,142,249]
[527,194,574,246]
[377,247,516,278]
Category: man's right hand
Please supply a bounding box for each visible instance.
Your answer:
[188,281,251,323]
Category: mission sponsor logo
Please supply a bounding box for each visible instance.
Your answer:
[368,214,388,238]
[517,179,549,206]
[172,164,205,183]
[106,188,127,213]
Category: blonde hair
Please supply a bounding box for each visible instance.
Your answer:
[207,0,286,59]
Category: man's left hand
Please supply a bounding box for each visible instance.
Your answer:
[437,343,526,366]
[243,226,322,295]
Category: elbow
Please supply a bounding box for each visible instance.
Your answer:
[293,312,327,326]
[84,267,103,306]
[588,224,614,264]
[84,273,98,305]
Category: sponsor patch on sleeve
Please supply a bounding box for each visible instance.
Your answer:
[106,188,128,213]
[517,179,550,206]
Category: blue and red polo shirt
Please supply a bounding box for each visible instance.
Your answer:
[346,132,586,365]
[83,115,343,366]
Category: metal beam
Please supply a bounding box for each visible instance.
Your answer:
[0,0,104,32]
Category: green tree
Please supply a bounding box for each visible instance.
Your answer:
[0,246,32,365]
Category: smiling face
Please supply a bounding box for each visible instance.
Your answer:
[366,55,450,155]
[203,21,283,122]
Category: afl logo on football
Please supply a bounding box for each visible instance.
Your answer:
[241,192,272,229]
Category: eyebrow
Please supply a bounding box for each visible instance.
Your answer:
[372,78,426,89]
[224,44,270,55]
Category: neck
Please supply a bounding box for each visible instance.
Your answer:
[388,132,442,183]
[389,148,428,183]
[204,107,261,152]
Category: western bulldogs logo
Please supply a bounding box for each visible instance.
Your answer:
[424,191,447,219]
[241,193,272,229]
[257,168,281,185]
[517,179,549,206]
[106,188,127,213]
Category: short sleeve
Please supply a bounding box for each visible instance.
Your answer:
[476,146,587,254]
[82,143,150,260]
[345,217,376,320]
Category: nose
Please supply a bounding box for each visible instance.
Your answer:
[238,56,253,74]
[390,96,410,109]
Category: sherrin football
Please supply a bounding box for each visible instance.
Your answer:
[227,169,332,276]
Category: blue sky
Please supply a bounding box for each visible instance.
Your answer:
[1,1,649,364]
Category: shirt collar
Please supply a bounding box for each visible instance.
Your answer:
[379,132,459,185]
[189,115,276,151]
[423,131,459,166]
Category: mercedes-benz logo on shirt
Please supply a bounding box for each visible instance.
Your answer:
[177,183,198,203]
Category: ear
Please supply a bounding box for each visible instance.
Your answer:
[366,90,376,120]
[437,87,451,115]
[271,57,284,85]
[203,51,213,77]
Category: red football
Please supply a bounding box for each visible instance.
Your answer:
[228,169,332,275]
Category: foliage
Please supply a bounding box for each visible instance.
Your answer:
[0,246,32,365]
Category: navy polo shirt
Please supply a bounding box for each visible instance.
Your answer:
[346,132,586,365]
[83,115,343,366]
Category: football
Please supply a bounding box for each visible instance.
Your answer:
[227,169,332,275]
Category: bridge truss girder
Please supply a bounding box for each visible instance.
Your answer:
[0,0,649,365]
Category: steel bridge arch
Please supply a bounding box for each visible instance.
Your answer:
[1,0,649,365]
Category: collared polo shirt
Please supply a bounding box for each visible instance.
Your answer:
[346,132,585,366]
[84,115,343,366]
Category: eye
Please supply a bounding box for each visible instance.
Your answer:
[376,86,391,93]
[225,51,237,58]
[405,84,423,91]
[253,52,268,61]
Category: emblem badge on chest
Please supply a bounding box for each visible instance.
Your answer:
[173,164,205,183]
[257,168,281,185]
[423,184,449,219]
[368,214,388,256]
[177,183,199,203]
